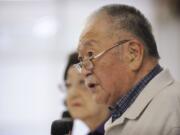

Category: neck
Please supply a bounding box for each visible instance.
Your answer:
[83,108,109,131]
[133,57,159,86]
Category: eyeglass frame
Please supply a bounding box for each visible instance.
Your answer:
[74,39,131,73]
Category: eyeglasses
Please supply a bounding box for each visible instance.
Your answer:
[74,39,130,73]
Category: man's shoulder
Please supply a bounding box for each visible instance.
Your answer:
[147,68,180,99]
[152,79,180,109]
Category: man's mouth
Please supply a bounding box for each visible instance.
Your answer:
[85,76,99,92]
[86,82,99,92]
[88,83,96,88]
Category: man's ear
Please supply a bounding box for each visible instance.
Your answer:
[127,41,144,71]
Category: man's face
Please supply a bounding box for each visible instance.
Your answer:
[77,15,132,106]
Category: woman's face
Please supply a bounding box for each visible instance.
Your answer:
[66,67,106,120]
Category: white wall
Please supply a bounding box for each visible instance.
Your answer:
[0,0,179,135]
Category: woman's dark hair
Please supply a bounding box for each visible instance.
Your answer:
[64,52,79,81]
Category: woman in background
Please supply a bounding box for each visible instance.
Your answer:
[64,52,109,135]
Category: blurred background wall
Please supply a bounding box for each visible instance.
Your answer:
[0,0,179,135]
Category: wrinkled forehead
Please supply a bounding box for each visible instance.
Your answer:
[78,25,111,56]
[77,12,127,58]
[77,38,99,57]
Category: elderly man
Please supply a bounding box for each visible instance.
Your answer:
[74,4,180,135]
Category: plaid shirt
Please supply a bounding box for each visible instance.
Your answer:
[109,64,163,122]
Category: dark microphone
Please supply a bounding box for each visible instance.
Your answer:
[51,111,73,135]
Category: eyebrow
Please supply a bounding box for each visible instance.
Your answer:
[77,39,98,55]
[82,39,98,47]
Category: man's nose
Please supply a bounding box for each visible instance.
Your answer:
[81,60,94,77]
